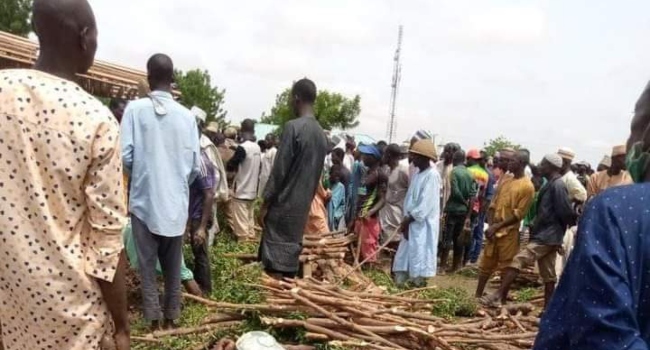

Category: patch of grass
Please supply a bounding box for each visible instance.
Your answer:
[208,235,263,304]
[363,267,400,293]
[417,287,478,319]
[514,287,537,302]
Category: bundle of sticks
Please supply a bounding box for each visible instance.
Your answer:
[177,275,538,350]
[224,230,384,293]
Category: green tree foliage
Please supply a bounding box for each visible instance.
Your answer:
[261,88,361,130]
[174,69,228,127]
[0,0,31,37]
[483,135,521,157]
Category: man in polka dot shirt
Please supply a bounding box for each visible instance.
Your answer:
[0,0,129,349]
[534,82,650,349]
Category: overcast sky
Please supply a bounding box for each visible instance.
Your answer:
[90,0,650,164]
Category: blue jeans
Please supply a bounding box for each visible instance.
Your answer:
[469,211,486,263]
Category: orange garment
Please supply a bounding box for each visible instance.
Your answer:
[304,183,330,235]
[587,170,632,198]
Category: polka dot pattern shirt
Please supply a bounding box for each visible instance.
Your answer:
[534,184,650,349]
[0,69,127,350]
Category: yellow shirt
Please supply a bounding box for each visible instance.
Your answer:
[0,69,126,350]
[489,176,535,238]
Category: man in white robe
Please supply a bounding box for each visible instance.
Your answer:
[393,139,441,287]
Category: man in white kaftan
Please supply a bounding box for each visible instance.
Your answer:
[393,140,441,287]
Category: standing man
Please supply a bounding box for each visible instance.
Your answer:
[0,0,129,348]
[259,78,328,279]
[468,150,495,264]
[379,144,410,245]
[393,140,441,287]
[440,150,476,272]
[533,80,650,350]
[258,133,278,198]
[331,147,351,190]
[481,154,575,307]
[227,119,261,242]
[475,150,535,299]
[437,143,462,212]
[351,144,387,263]
[555,147,587,278]
[121,53,200,330]
[187,144,217,295]
[557,147,588,203]
[587,145,632,198]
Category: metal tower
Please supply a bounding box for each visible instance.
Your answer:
[386,25,403,143]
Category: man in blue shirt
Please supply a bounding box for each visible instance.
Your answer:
[121,53,200,330]
[534,82,650,350]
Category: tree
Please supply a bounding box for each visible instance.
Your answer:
[483,135,521,157]
[174,69,228,127]
[0,0,31,37]
[261,88,361,130]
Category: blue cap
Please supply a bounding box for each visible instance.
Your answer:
[358,144,381,159]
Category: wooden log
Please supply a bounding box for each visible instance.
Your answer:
[289,288,407,350]
[145,321,242,338]
[130,336,162,344]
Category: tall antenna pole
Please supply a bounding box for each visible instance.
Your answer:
[386,25,403,143]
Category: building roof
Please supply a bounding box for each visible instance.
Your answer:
[0,30,176,100]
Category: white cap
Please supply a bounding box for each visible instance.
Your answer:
[557,147,575,161]
[544,153,564,168]
[190,106,207,122]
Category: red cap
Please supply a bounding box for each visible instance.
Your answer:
[467,148,481,159]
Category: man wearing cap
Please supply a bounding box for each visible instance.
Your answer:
[226,119,261,242]
[393,139,441,287]
[466,149,493,265]
[481,154,575,308]
[557,147,588,203]
[587,145,632,198]
[440,150,476,272]
[533,80,650,350]
[596,155,611,172]
[351,144,387,263]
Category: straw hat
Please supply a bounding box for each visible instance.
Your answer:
[409,139,437,160]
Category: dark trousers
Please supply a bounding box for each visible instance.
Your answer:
[442,212,469,261]
[469,211,486,263]
[131,214,183,321]
[189,219,213,295]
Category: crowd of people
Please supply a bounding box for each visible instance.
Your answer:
[3,1,650,350]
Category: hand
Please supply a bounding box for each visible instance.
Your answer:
[193,228,207,246]
[114,329,130,350]
[258,203,268,228]
[485,225,498,240]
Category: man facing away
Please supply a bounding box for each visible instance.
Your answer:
[121,54,200,330]
[227,119,261,242]
[481,154,575,307]
[475,150,535,299]
[465,148,489,265]
[0,0,129,348]
[393,140,441,287]
[587,145,632,198]
[259,78,328,279]
[258,133,278,198]
[378,144,410,245]
[440,150,476,273]
[534,80,650,350]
